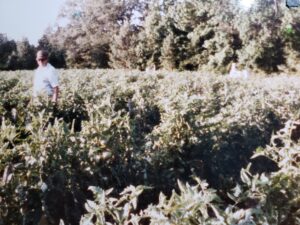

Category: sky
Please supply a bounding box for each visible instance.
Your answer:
[0,0,67,46]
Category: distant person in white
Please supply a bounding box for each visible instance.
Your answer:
[229,62,249,79]
[33,50,59,103]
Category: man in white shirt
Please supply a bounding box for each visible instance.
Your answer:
[33,50,59,103]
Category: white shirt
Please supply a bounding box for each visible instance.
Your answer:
[229,63,249,79]
[33,63,59,97]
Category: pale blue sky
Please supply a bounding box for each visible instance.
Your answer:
[0,0,67,46]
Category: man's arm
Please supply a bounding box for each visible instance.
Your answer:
[52,86,59,103]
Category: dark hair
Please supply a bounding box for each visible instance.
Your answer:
[37,50,49,59]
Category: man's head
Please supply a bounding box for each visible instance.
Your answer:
[36,50,49,67]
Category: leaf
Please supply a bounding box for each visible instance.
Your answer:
[240,169,251,185]
[85,200,98,212]
[177,180,186,192]
[2,164,13,185]
[227,192,237,202]
[80,215,94,225]
[233,185,242,198]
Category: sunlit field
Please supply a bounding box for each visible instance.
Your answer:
[1,69,300,224]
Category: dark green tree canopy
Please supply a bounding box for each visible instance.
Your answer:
[2,0,300,73]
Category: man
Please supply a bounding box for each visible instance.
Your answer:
[33,50,59,103]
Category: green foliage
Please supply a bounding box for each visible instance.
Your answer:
[49,0,142,69]
[0,33,17,70]
[2,0,300,73]
[14,38,36,70]
[109,20,141,69]
[80,185,145,225]
[255,37,286,73]
[1,70,300,224]
[0,35,36,71]
[37,34,67,69]
[42,0,299,73]
[79,119,300,225]
[135,3,168,70]
[143,178,222,225]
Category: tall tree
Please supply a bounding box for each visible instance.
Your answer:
[38,33,66,68]
[109,20,141,69]
[43,0,300,73]
[135,2,168,70]
[14,38,36,70]
[52,0,143,68]
[0,34,16,70]
[235,0,287,72]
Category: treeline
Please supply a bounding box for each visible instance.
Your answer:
[0,35,36,70]
[0,34,66,70]
[2,0,300,73]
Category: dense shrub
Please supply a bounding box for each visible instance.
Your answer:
[80,120,300,224]
[1,70,300,224]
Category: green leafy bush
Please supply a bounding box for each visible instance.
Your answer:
[1,70,300,224]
